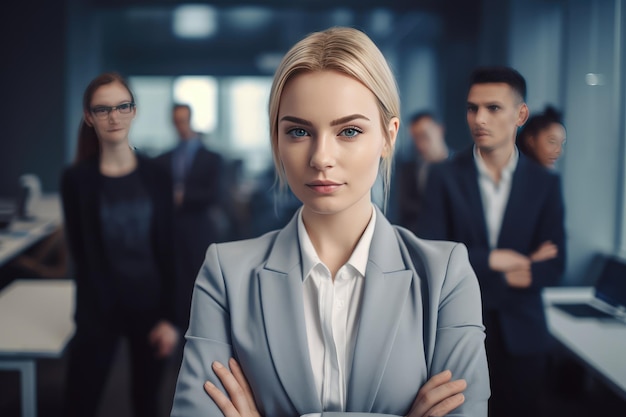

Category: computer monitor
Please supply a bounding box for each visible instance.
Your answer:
[595,256,626,312]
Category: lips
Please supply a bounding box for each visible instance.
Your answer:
[307,180,343,194]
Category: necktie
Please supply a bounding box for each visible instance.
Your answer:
[174,144,188,185]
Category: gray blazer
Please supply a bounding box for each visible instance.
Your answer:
[171,207,489,417]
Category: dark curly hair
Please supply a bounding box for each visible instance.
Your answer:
[516,105,564,155]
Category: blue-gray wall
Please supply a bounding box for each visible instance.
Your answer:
[2,1,67,195]
[559,0,626,284]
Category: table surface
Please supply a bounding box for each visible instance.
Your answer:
[543,286,626,398]
[0,279,75,358]
[0,194,62,268]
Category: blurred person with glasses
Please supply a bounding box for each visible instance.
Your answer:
[60,72,182,417]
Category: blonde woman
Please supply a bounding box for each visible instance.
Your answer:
[171,27,489,417]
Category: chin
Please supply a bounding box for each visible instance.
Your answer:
[303,201,342,215]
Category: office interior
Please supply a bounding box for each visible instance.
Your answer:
[1,0,625,415]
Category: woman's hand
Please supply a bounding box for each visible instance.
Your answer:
[204,358,261,417]
[406,370,467,417]
[148,320,179,358]
[205,361,464,417]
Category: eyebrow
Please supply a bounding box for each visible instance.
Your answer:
[466,101,504,107]
[330,114,370,126]
[279,114,371,126]
[91,100,133,107]
[279,116,313,126]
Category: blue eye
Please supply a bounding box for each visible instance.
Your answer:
[287,128,309,138]
[340,127,362,138]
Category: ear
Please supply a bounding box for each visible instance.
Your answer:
[516,103,529,127]
[382,116,400,158]
[83,110,94,127]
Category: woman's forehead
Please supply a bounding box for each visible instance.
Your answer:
[278,71,379,121]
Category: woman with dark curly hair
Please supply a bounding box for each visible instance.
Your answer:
[516,105,566,169]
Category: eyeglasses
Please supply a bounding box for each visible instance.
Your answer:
[90,102,136,119]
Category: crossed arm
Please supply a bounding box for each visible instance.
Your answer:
[171,240,486,417]
[204,358,467,417]
[489,240,559,288]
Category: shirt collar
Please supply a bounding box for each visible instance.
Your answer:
[297,205,376,280]
[178,136,201,151]
[473,145,519,182]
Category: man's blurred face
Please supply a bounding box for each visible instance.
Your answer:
[409,117,444,161]
[466,83,527,153]
[173,106,193,140]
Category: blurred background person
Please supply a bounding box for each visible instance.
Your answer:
[417,66,566,417]
[516,105,566,170]
[155,103,224,331]
[393,111,451,230]
[61,72,180,417]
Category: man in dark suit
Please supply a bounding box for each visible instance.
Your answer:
[156,103,224,330]
[416,66,566,417]
[393,111,450,230]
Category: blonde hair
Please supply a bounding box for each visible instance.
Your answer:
[268,26,400,210]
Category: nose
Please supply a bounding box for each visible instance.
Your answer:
[474,108,488,125]
[555,143,563,157]
[309,134,336,171]
[108,109,120,122]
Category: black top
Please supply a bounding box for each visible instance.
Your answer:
[100,170,161,314]
[60,153,179,328]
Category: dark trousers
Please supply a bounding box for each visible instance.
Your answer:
[485,312,548,417]
[64,317,165,417]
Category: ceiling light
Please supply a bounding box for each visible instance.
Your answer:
[173,5,218,39]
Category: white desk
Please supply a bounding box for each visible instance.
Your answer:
[0,279,75,417]
[0,194,62,268]
[543,286,626,400]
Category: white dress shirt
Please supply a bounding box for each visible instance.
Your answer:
[297,206,376,412]
[473,146,519,248]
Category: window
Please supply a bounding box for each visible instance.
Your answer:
[128,75,273,176]
[226,77,273,175]
[173,76,218,133]
[129,76,176,156]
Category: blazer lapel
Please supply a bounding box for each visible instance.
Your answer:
[497,155,529,247]
[258,214,321,414]
[456,149,490,246]
[347,208,413,411]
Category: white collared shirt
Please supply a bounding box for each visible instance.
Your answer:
[473,146,519,248]
[297,205,376,412]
